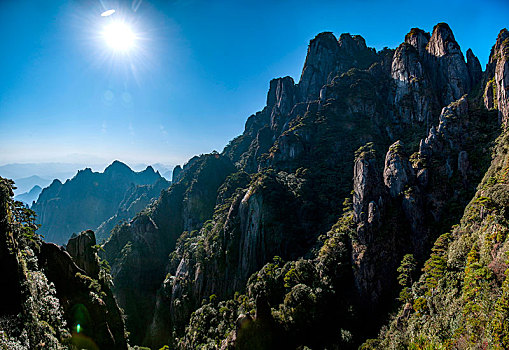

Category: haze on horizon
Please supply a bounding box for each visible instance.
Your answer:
[1,0,508,167]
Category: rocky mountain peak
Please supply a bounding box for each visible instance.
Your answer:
[142,165,156,175]
[427,22,461,57]
[267,76,297,112]
[298,31,377,102]
[104,160,132,174]
[489,28,509,64]
[267,76,297,131]
[484,28,509,124]
[420,23,471,105]
[338,33,368,53]
[298,32,341,101]
[51,178,62,186]
[310,31,340,51]
[404,27,430,56]
[466,48,482,86]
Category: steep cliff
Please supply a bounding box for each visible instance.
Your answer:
[102,153,236,345]
[361,26,509,350]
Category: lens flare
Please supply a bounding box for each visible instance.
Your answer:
[101,9,115,17]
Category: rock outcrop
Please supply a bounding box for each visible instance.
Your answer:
[0,178,128,349]
[391,42,434,124]
[425,23,471,105]
[40,237,127,350]
[466,48,482,87]
[383,141,413,198]
[66,229,100,278]
[298,32,378,101]
[485,29,509,124]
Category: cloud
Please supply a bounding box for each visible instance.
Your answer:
[160,125,168,136]
[101,121,107,133]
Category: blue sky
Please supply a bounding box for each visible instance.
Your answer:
[0,0,508,168]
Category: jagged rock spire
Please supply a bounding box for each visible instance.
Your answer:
[485,29,509,124]
[404,28,430,56]
[466,48,482,87]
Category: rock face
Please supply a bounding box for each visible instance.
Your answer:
[466,48,482,87]
[425,23,471,105]
[66,230,100,278]
[383,141,413,198]
[172,165,183,182]
[102,153,236,345]
[391,43,434,123]
[485,29,509,124]
[33,160,167,244]
[298,32,341,101]
[353,146,385,238]
[404,28,430,56]
[40,238,127,350]
[298,32,378,101]
[267,76,298,133]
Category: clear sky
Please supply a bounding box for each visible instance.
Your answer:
[0,0,508,168]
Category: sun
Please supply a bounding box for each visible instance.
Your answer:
[102,21,137,52]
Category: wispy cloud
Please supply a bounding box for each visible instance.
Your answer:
[160,125,168,136]
[101,121,107,133]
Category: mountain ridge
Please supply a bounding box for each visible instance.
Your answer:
[32,160,170,244]
[93,22,509,349]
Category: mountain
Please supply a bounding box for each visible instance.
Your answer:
[367,27,509,349]
[0,177,128,349]
[32,160,169,245]
[10,175,51,195]
[14,185,42,206]
[93,23,509,349]
[0,163,104,187]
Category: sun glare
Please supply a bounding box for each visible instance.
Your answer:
[102,21,136,52]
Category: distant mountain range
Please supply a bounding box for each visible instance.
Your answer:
[31,160,171,244]
[10,175,52,195]
[14,185,42,206]
[0,161,175,194]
